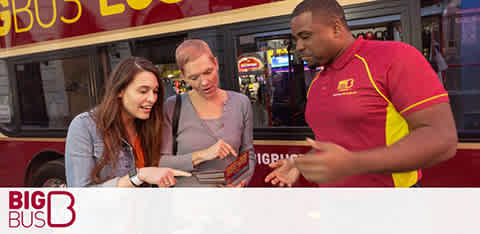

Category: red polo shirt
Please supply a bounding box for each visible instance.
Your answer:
[305,37,449,187]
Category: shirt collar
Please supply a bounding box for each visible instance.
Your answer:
[328,37,365,71]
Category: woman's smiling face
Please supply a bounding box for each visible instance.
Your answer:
[119,71,159,120]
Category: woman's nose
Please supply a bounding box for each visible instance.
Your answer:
[200,76,209,86]
[147,91,156,103]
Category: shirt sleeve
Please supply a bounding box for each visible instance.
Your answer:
[159,96,195,172]
[65,114,119,187]
[386,43,449,117]
[237,95,257,185]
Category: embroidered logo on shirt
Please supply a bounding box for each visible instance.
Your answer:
[337,79,354,91]
[333,79,357,96]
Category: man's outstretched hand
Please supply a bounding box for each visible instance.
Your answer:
[265,158,300,187]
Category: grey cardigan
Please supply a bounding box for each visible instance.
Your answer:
[160,91,256,187]
[65,112,136,187]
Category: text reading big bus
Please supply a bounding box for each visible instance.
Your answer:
[0,0,183,36]
[8,191,76,229]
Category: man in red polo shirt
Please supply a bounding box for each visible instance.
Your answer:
[265,0,457,187]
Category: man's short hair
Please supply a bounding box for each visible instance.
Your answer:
[292,0,348,28]
[175,39,215,73]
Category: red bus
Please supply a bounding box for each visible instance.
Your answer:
[0,0,478,187]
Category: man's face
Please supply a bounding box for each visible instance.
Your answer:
[291,11,339,67]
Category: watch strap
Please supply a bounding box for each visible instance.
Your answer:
[129,168,143,187]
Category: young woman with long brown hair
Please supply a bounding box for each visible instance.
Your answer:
[66,56,189,187]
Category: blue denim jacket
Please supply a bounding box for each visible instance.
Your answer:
[65,111,136,187]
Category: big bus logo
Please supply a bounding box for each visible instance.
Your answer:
[8,191,76,228]
[0,0,183,36]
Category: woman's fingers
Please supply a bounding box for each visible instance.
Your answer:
[157,179,168,187]
[217,142,237,159]
[209,140,239,160]
[217,146,228,159]
[158,177,175,187]
[223,142,237,157]
[234,180,247,187]
[166,176,177,187]
[139,167,186,187]
[171,169,192,177]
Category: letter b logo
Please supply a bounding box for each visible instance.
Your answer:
[47,191,76,227]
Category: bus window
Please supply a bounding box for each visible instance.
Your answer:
[107,42,133,73]
[0,60,12,129]
[132,35,187,98]
[15,56,94,129]
[422,0,480,136]
[236,12,411,129]
[237,31,312,128]
[349,17,403,41]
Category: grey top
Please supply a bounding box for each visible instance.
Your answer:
[160,91,256,187]
[65,112,136,187]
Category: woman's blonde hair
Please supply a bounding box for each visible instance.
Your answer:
[175,39,216,73]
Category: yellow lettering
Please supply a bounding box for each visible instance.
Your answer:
[12,0,33,33]
[126,0,151,10]
[34,0,56,28]
[159,0,182,3]
[99,0,124,16]
[0,0,11,36]
[61,0,82,24]
[337,79,354,92]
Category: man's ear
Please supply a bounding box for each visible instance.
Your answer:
[332,21,346,39]
[118,90,124,98]
[334,20,341,34]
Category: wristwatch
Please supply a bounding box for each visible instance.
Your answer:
[128,168,143,187]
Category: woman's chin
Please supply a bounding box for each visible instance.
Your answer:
[201,89,216,99]
[135,113,150,120]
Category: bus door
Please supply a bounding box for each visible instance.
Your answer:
[418,0,480,187]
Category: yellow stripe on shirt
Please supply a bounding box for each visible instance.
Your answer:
[399,93,449,114]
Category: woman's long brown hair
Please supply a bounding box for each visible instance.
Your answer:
[90,57,164,184]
